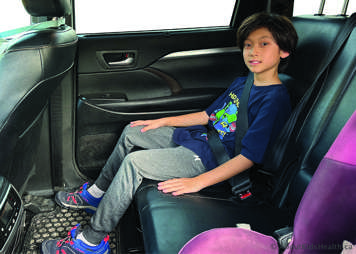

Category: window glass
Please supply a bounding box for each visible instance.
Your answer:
[294,0,355,16]
[346,1,356,15]
[74,0,236,34]
[324,0,349,15]
[293,0,320,16]
[0,1,30,33]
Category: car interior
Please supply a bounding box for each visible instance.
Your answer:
[0,0,355,253]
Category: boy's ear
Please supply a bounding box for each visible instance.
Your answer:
[280,50,290,59]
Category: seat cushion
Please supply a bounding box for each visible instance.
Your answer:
[135,180,293,254]
[179,227,278,254]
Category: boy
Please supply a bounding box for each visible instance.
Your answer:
[42,12,298,253]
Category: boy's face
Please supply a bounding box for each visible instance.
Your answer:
[243,27,289,79]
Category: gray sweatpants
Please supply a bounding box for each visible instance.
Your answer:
[83,124,206,243]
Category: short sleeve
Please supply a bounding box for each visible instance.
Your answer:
[240,86,291,164]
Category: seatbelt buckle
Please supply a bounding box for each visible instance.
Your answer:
[239,190,252,200]
[273,226,293,250]
[231,172,252,199]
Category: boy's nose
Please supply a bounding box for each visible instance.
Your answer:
[249,46,259,56]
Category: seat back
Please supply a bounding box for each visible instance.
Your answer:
[259,15,347,182]
[0,0,77,192]
[281,22,356,212]
[283,15,347,107]
[259,14,356,210]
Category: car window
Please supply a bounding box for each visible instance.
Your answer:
[74,0,236,34]
[294,0,356,16]
[0,1,30,32]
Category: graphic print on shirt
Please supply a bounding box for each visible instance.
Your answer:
[209,92,239,139]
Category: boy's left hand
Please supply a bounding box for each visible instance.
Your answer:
[157,178,203,196]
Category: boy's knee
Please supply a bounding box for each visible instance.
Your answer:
[122,151,140,165]
[121,151,146,175]
[122,124,143,139]
[123,150,151,167]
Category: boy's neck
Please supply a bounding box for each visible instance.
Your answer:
[253,72,281,86]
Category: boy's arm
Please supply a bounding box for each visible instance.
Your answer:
[130,111,209,132]
[158,154,254,196]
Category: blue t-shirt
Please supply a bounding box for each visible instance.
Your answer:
[172,76,291,170]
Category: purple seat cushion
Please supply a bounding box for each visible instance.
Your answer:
[179,227,278,254]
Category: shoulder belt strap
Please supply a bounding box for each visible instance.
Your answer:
[235,71,254,155]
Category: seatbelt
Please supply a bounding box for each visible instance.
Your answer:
[234,72,254,155]
[268,13,356,205]
[207,129,230,165]
[207,72,254,198]
[230,72,254,197]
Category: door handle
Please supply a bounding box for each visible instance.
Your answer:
[97,50,137,69]
[108,53,135,66]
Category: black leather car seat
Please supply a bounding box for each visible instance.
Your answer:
[132,14,356,253]
[0,0,77,192]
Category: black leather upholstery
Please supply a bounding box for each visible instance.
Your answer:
[0,0,77,191]
[22,0,71,17]
[136,179,292,253]
[131,15,356,254]
[283,25,356,211]
[284,15,347,107]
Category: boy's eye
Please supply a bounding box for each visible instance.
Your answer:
[244,43,251,48]
[261,42,269,46]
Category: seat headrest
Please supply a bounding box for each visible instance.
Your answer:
[22,0,71,17]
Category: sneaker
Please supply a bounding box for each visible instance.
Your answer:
[41,224,110,254]
[55,182,102,214]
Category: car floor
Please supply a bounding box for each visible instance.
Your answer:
[21,195,120,254]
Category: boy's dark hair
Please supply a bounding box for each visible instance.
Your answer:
[237,12,298,56]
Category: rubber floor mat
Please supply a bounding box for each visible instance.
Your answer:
[22,206,119,253]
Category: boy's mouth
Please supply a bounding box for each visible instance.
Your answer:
[249,60,261,65]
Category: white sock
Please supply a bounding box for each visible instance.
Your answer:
[87,184,105,198]
[76,232,97,246]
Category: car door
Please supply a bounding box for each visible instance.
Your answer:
[51,0,267,184]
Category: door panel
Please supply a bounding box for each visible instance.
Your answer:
[75,29,247,178]
[77,30,237,73]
